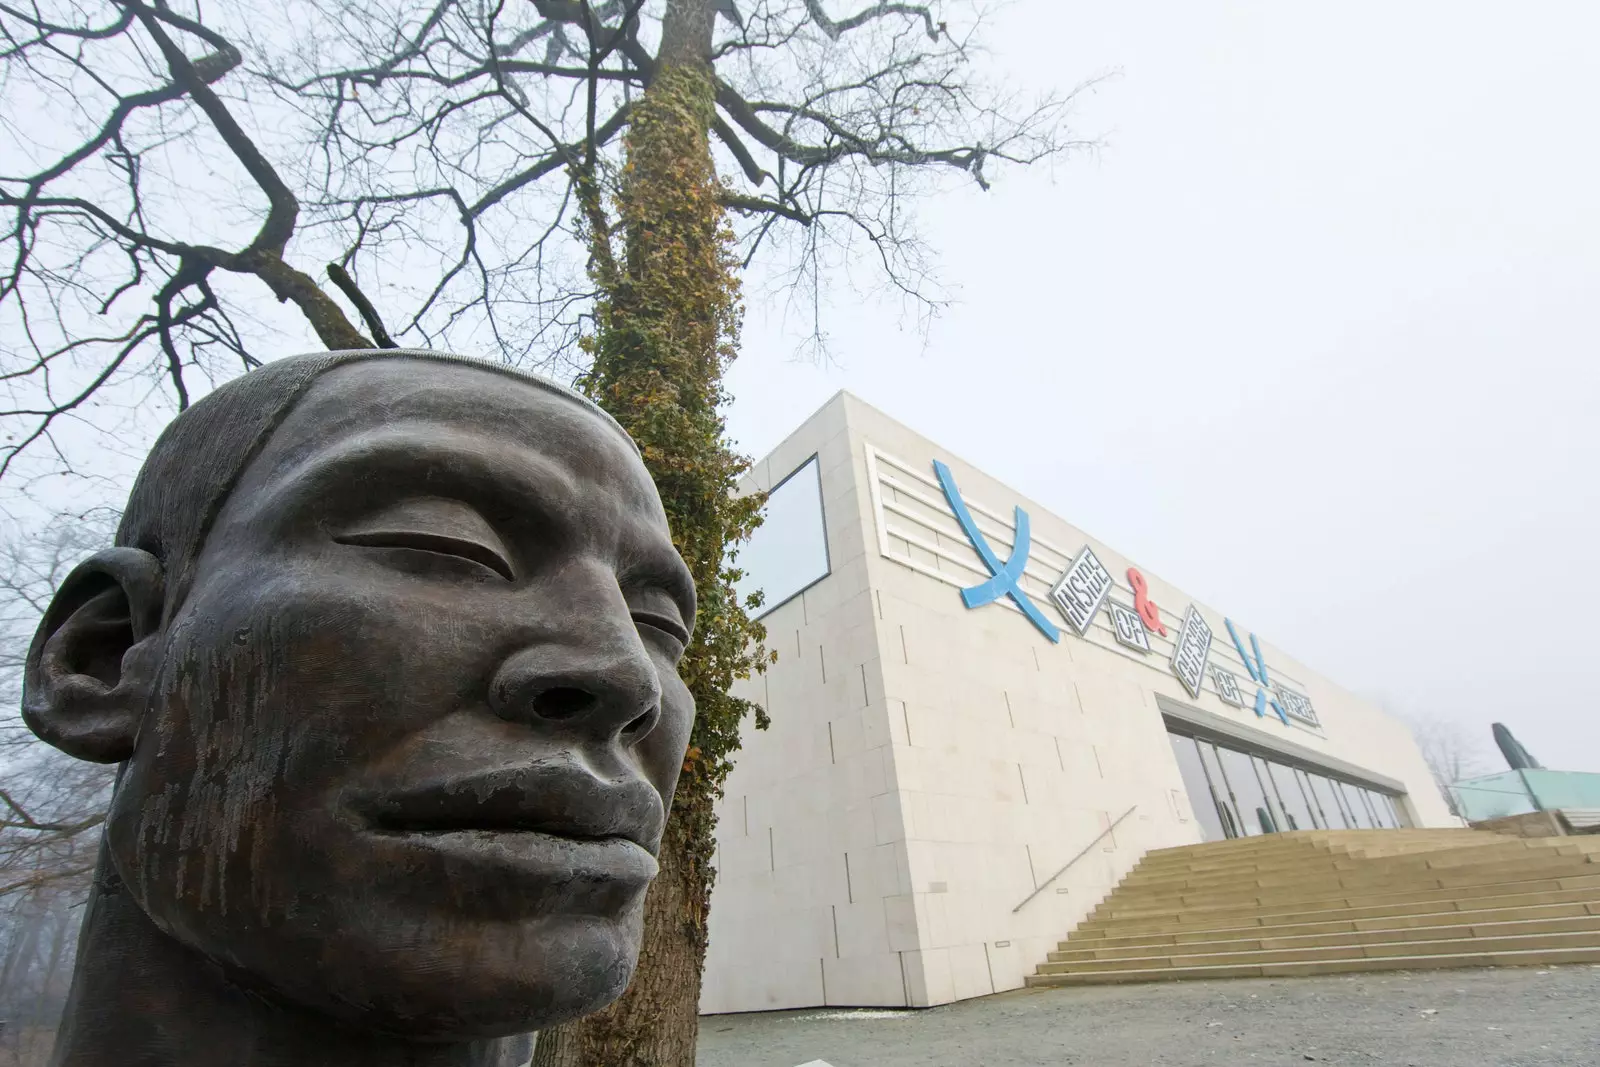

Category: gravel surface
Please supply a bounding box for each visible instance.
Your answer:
[696,965,1600,1067]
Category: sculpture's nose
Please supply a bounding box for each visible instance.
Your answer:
[488,627,662,746]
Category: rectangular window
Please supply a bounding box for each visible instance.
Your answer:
[732,456,830,618]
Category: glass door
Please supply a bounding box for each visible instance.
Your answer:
[1306,773,1350,829]
[1216,745,1279,835]
[1292,768,1328,829]
[1250,755,1290,832]
[1356,788,1382,827]
[1267,762,1316,831]
[1168,733,1229,842]
[1162,732,1409,838]
[1331,781,1361,827]
[1337,781,1376,828]
[1195,741,1244,838]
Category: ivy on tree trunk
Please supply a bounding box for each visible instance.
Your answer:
[533,2,771,1065]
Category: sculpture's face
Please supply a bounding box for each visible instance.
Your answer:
[104,361,696,1036]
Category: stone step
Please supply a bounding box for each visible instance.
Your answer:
[1136,831,1500,863]
[1024,945,1600,986]
[1060,899,1600,949]
[1074,884,1600,938]
[1128,840,1600,878]
[1037,928,1600,974]
[1100,857,1600,908]
[1030,832,1600,988]
[1113,857,1600,895]
[1047,912,1600,963]
[1127,844,1517,883]
[1145,828,1486,849]
[1118,840,1600,890]
[1088,870,1600,923]
[1133,831,1494,867]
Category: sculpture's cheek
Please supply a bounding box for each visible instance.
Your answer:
[101,555,658,1034]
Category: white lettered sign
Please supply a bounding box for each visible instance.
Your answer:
[1170,604,1213,699]
[1048,545,1115,637]
[1108,601,1151,652]
[1212,667,1245,707]
[1275,686,1319,727]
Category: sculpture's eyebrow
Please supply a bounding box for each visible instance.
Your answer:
[262,424,583,542]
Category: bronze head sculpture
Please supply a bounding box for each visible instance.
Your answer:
[22,351,697,1066]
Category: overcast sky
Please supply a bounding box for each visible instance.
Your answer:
[722,2,1600,773]
[5,2,1594,777]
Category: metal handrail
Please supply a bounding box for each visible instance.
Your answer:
[1012,804,1139,913]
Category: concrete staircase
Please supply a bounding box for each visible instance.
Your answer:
[1028,829,1600,986]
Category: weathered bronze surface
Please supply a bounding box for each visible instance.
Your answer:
[22,351,697,1066]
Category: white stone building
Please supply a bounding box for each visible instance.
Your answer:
[698,392,1452,1014]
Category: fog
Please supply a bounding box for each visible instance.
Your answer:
[723,1,1600,771]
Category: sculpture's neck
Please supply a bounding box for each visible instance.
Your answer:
[51,849,531,1067]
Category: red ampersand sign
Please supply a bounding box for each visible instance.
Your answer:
[1127,568,1168,637]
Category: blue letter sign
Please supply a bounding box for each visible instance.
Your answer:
[1224,618,1288,724]
[933,460,1060,643]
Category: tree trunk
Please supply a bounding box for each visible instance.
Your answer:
[533,3,762,1065]
[656,0,715,67]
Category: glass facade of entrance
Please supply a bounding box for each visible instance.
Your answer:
[1168,730,1404,841]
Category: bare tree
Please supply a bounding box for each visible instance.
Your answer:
[262,0,1089,355]
[1404,712,1492,819]
[0,0,383,487]
[3,4,1093,1062]
[0,512,119,1061]
[3,0,1093,483]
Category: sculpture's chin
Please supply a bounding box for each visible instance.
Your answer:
[107,791,652,1040]
[120,868,646,1041]
[216,911,646,1041]
[362,943,640,1041]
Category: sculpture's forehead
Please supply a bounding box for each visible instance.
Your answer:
[238,359,656,512]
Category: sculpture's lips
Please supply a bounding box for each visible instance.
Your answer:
[349,761,665,855]
[380,828,660,890]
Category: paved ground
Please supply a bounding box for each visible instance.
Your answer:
[697,965,1600,1067]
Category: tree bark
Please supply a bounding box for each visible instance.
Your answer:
[237,249,374,351]
[533,4,738,1065]
[656,0,715,67]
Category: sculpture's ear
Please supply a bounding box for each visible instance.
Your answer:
[22,547,165,764]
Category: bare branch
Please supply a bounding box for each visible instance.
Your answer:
[721,192,811,225]
[3,0,1091,475]
[712,115,768,185]
[801,0,941,42]
[326,262,398,347]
